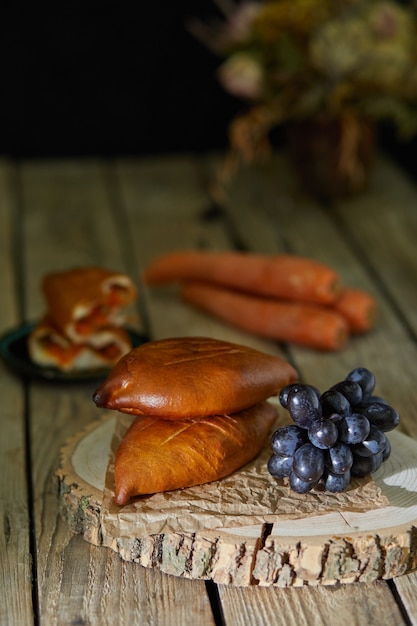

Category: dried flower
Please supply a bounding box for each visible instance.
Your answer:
[194,0,417,169]
[217,52,264,99]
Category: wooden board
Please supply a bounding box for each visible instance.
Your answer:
[56,414,417,587]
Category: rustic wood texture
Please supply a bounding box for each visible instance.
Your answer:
[0,161,34,626]
[1,152,417,624]
[56,415,417,587]
[16,159,216,625]
[218,581,407,626]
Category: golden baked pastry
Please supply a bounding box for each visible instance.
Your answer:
[93,336,298,419]
[114,400,278,504]
[42,266,137,343]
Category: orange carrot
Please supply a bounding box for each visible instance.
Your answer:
[333,288,377,333]
[181,282,349,351]
[143,251,342,305]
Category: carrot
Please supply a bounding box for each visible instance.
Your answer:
[333,288,377,333]
[180,282,349,351]
[143,251,342,305]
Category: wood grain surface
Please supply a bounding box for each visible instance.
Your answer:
[1,153,417,625]
[56,412,417,587]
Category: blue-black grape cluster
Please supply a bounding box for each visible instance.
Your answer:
[267,367,399,494]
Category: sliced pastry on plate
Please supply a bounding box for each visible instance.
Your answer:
[42,266,137,343]
[28,315,132,371]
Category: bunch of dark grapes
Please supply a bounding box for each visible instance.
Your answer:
[267,367,399,494]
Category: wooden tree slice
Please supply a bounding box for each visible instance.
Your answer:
[56,416,417,586]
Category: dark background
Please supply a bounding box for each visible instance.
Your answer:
[4,3,239,158]
[3,2,416,178]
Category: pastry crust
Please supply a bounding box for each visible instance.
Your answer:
[114,400,278,504]
[93,336,298,419]
[42,267,137,343]
[28,315,132,371]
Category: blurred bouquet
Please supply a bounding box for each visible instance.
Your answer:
[191,0,417,196]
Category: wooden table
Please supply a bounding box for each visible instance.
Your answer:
[1,152,417,625]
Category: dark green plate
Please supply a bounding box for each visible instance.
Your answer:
[0,321,149,382]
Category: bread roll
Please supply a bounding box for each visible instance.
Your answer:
[42,267,137,343]
[114,400,278,505]
[93,336,297,419]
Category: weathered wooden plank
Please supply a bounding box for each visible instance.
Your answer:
[393,570,417,626]
[11,154,417,625]
[19,158,217,626]
[37,528,215,626]
[334,157,417,334]
[115,155,293,362]
[206,153,417,439]
[114,154,234,342]
[218,580,406,626]
[200,153,417,620]
[0,159,33,625]
[19,159,136,318]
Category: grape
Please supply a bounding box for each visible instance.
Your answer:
[352,425,387,457]
[320,390,351,418]
[354,401,400,432]
[286,385,322,429]
[326,441,353,474]
[267,454,293,479]
[338,413,371,445]
[382,436,391,461]
[279,383,320,409]
[289,471,319,494]
[351,451,383,477]
[330,380,363,406]
[269,367,399,494]
[308,419,338,449]
[293,443,325,482]
[270,425,306,456]
[327,412,344,425]
[324,469,351,493]
[345,367,375,398]
[367,395,389,405]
